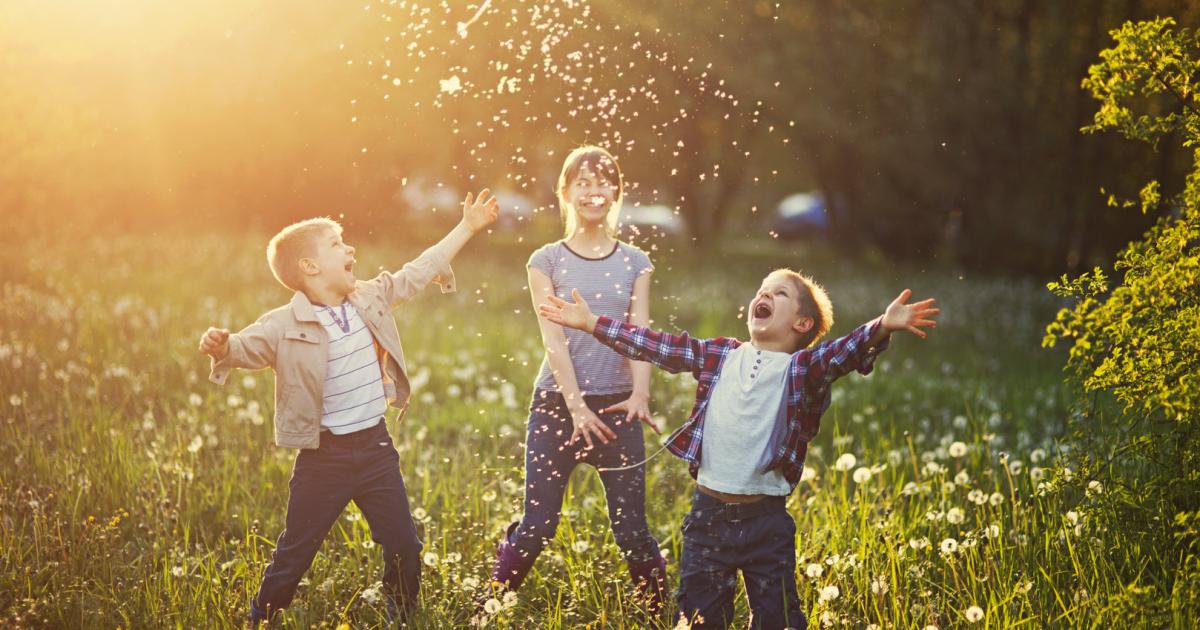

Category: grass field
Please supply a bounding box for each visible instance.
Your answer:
[1,228,1127,629]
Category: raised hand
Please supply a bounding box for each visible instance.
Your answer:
[881,289,939,338]
[198,327,231,359]
[461,188,500,233]
[538,288,598,333]
[602,392,661,435]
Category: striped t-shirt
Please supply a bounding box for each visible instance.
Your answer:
[528,240,654,395]
[314,301,388,434]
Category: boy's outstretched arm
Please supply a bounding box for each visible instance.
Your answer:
[377,188,499,307]
[539,288,711,378]
[199,318,280,385]
[804,289,939,393]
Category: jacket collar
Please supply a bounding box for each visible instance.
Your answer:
[290,286,369,323]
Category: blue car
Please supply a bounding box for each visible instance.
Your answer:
[774,192,831,237]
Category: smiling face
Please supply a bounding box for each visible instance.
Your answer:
[556,146,623,238]
[299,227,357,300]
[747,273,813,350]
[565,164,619,229]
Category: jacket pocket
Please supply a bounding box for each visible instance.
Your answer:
[283,328,319,343]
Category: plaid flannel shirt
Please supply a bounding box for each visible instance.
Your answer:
[593,315,890,487]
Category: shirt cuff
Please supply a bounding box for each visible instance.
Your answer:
[856,318,890,375]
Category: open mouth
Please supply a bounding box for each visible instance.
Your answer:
[753,301,772,320]
[581,195,608,207]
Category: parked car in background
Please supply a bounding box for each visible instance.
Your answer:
[395,177,462,217]
[618,203,686,238]
[774,192,830,237]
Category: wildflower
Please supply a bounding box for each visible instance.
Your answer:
[801,466,818,482]
[423,552,438,567]
[835,453,857,471]
[853,467,872,484]
[360,581,383,605]
[172,566,186,577]
[805,563,824,579]
[948,441,967,458]
[1066,510,1079,526]
[242,375,256,389]
[901,482,919,496]
[909,537,931,550]
[187,435,203,454]
[362,540,376,549]
[870,576,889,595]
[968,489,986,505]
[461,576,480,590]
[1030,467,1045,482]
[446,552,462,564]
[923,461,945,476]
[482,490,497,503]
[940,538,958,554]
[188,393,203,407]
[965,605,984,622]
[1009,460,1024,475]
[483,598,502,614]
[1087,480,1103,496]
[502,591,518,609]
[818,585,840,603]
[955,470,970,485]
[947,507,965,524]
[1030,448,1046,463]
[572,540,590,553]
[985,523,1001,539]
[989,492,1004,506]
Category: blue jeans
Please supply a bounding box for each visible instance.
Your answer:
[251,420,422,618]
[677,490,806,630]
[508,390,662,565]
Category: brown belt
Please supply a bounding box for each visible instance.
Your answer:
[697,483,769,504]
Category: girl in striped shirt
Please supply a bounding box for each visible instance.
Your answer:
[487,146,668,613]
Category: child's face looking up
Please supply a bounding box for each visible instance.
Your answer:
[566,165,617,228]
[302,227,358,299]
[747,275,813,350]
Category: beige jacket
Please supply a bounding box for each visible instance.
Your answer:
[209,246,455,449]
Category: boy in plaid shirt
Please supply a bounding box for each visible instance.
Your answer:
[539,269,938,629]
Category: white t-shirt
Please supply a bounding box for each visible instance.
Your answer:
[313,301,388,435]
[697,343,793,496]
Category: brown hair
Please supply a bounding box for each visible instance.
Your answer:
[556,145,624,238]
[266,217,342,291]
[767,268,834,349]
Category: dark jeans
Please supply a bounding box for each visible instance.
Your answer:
[509,390,662,565]
[251,419,422,617]
[677,490,806,630]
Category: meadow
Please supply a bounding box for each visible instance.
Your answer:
[0,227,1120,629]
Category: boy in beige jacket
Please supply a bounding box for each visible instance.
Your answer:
[199,190,499,625]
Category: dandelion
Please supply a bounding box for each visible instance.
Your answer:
[187,435,203,454]
[968,489,987,505]
[805,563,824,579]
[361,581,384,605]
[870,576,889,595]
[502,590,518,609]
[965,605,984,622]
[948,441,967,458]
[1009,459,1024,475]
[362,540,376,549]
[989,492,1004,506]
[242,375,256,389]
[483,598,502,614]
[818,585,840,603]
[1030,467,1045,482]
[947,507,965,524]
[188,393,203,406]
[852,467,872,484]
[1087,480,1103,496]
[909,537,931,550]
[955,470,971,485]
[572,540,590,553]
[423,552,438,567]
[482,490,497,503]
[985,523,1001,539]
[1066,510,1079,526]
[171,566,186,577]
[901,482,919,496]
[801,466,818,482]
[834,453,857,471]
[1030,448,1046,463]
[940,538,958,554]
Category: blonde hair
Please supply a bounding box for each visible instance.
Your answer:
[767,268,834,349]
[556,145,624,238]
[266,217,342,291]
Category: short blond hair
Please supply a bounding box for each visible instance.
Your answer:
[266,218,342,291]
[767,268,834,349]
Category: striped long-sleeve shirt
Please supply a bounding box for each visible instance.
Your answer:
[591,315,890,487]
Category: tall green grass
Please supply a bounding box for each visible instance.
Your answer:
[1,231,1120,628]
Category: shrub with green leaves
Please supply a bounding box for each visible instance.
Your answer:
[1044,16,1200,624]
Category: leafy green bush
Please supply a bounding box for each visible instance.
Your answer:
[1044,16,1200,623]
